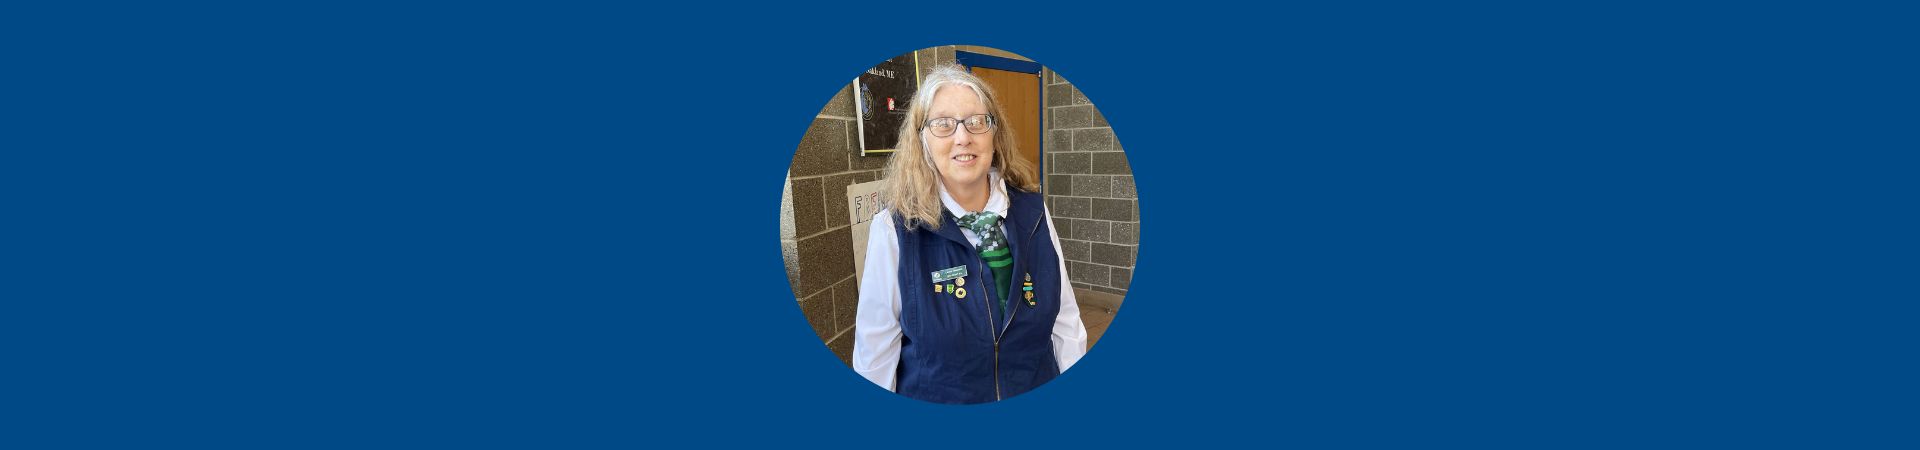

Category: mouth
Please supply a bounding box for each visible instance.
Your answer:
[952,154,979,164]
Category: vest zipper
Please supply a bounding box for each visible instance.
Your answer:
[992,217,1049,401]
[979,259,1001,401]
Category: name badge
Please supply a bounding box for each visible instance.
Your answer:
[930,265,968,283]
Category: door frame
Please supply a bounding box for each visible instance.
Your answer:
[954,51,1046,190]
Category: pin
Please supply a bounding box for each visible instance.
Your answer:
[1025,273,1032,282]
[934,284,942,293]
[931,265,968,283]
[955,287,967,299]
[955,276,965,287]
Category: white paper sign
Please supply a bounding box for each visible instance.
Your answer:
[846,180,885,281]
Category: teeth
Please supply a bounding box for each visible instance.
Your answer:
[956,155,975,161]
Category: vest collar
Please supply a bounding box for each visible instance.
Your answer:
[937,168,1008,219]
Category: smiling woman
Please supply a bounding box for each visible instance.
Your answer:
[780,46,1137,405]
[851,65,1075,404]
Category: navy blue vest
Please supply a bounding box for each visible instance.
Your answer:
[894,188,1064,404]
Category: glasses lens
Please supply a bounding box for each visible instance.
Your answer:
[963,115,991,134]
[928,118,957,137]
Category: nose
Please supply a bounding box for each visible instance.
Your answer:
[951,128,973,146]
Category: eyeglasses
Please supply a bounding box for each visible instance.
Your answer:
[922,114,995,138]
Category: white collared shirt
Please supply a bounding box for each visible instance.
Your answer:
[851,171,1090,392]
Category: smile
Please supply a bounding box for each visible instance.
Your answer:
[953,154,977,162]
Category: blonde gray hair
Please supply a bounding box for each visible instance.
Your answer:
[881,64,1040,230]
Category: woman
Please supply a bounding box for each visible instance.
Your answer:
[852,64,1088,404]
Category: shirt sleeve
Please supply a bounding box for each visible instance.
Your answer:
[851,211,904,391]
[1044,205,1090,373]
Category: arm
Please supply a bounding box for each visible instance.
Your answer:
[1045,206,1090,373]
[851,211,904,391]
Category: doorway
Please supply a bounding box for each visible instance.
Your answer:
[956,51,1044,185]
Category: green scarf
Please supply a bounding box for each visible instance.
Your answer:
[957,211,1013,317]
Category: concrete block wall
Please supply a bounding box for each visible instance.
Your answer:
[1041,69,1138,296]
[785,48,1146,364]
[782,48,955,366]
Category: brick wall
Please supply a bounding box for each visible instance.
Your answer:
[783,48,1139,365]
[1041,69,1138,296]
[782,48,955,366]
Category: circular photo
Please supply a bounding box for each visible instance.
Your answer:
[779,45,1137,404]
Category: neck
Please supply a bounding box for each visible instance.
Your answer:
[943,177,990,213]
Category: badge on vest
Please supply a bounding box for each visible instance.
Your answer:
[1022,272,1036,307]
[930,265,967,283]
[933,265,969,301]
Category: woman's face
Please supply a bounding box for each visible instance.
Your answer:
[924,85,995,190]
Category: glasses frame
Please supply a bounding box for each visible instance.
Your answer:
[921,114,996,138]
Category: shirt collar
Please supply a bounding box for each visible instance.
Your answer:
[938,168,1009,219]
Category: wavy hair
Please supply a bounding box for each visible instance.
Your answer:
[881,64,1040,230]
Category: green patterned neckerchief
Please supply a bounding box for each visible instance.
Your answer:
[957,211,1013,318]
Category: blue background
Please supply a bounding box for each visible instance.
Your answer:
[6,2,1916,447]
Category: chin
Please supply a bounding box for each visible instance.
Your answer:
[941,170,987,186]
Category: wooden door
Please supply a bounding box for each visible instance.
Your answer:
[970,67,1042,175]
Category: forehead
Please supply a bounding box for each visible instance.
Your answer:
[927,84,987,116]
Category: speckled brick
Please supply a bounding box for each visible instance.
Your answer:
[801,289,833,342]
[1073,129,1115,152]
[828,332,854,367]
[1072,219,1110,243]
[1046,83,1076,107]
[795,228,853,298]
[1090,198,1135,222]
[780,179,797,240]
[1050,213,1072,238]
[832,276,858,333]
[1048,129,1072,153]
[790,177,826,238]
[1112,176,1136,199]
[1072,175,1111,198]
[1111,267,1132,290]
[824,173,856,228]
[1111,221,1137,245]
[782,239,800,292]
[1054,196,1091,219]
[1060,238,1091,263]
[792,119,851,177]
[1052,152,1090,175]
[1052,105,1092,129]
[1090,151,1131,175]
[1045,174,1070,196]
[851,144,892,171]
[1091,242,1135,267]
[1069,261,1109,286]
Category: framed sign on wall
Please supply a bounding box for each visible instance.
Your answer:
[853,53,920,156]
